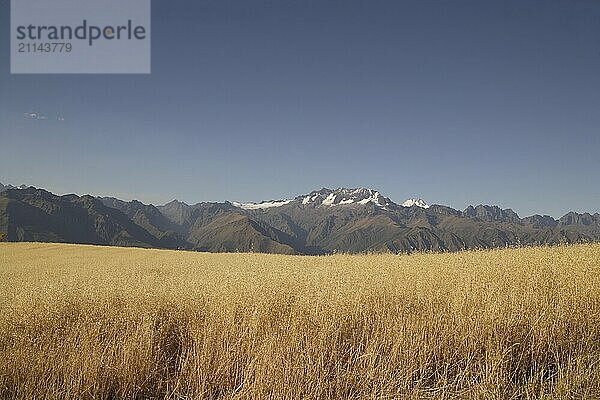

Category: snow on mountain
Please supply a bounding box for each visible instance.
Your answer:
[300,188,392,208]
[401,198,430,209]
[0,183,30,193]
[302,193,320,205]
[232,200,292,210]
[231,188,430,211]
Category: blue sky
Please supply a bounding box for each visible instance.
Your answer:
[1,0,599,217]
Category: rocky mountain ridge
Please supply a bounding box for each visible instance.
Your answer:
[1,183,598,254]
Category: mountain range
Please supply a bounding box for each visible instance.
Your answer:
[1,184,599,254]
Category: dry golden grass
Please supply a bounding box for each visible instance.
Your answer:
[0,243,599,399]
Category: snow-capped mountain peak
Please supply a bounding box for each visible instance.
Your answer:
[0,183,30,193]
[231,188,431,211]
[300,188,392,208]
[401,198,430,209]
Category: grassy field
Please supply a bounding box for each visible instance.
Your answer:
[0,243,599,399]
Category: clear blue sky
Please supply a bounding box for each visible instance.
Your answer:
[1,0,599,217]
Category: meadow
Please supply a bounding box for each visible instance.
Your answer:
[0,242,599,399]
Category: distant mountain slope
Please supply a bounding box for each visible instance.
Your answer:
[1,185,599,254]
[187,213,296,254]
[99,197,189,249]
[0,188,160,248]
